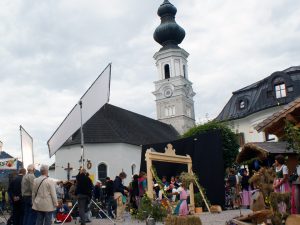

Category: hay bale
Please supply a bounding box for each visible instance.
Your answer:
[165,215,202,225]
[250,191,265,212]
[210,205,222,213]
[286,215,300,225]
[236,143,268,164]
[236,209,272,224]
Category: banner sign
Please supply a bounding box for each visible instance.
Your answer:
[47,63,111,157]
[0,158,17,170]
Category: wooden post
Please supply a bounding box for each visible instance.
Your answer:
[188,162,195,214]
[145,150,154,199]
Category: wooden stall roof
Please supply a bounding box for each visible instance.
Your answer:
[237,142,296,164]
[255,97,300,137]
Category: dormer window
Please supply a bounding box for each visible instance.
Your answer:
[164,64,170,79]
[239,100,245,109]
[238,99,247,110]
[275,83,287,99]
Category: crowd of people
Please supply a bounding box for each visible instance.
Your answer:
[7,164,189,225]
[7,164,127,225]
[127,173,189,215]
[225,154,300,214]
[5,154,299,224]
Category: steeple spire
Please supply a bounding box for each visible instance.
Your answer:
[153,0,185,49]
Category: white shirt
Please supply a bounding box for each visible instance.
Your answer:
[296,165,300,176]
[276,165,288,175]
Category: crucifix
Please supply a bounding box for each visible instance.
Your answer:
[64,162,73,181]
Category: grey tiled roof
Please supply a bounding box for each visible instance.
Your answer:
[63,104,179,146]
[216,66,300,121]
[250,142,296,154]
[255,97,300,132]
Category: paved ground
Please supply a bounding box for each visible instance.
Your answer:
[61,209,252,225]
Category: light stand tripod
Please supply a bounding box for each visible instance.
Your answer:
[60,199,116,225]
[61,101,115,225]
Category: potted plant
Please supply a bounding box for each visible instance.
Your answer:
[194,193,203,214]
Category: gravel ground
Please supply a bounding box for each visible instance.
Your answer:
[62,209,252,225]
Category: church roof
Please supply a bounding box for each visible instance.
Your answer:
[63,104,179,147]
[216,66,300,121]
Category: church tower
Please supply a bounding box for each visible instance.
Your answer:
[153,0,196,135]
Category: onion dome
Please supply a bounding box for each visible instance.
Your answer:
[154,0,185,48]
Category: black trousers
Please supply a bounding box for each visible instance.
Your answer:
[12,200,23,225]
[77,194,90,225]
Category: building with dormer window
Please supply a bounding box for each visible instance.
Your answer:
[216,66,300,145]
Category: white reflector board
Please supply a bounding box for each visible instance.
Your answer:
[20,126,34,169]
[47,63,111,157]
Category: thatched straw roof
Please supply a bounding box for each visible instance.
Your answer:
[236,143,268,164]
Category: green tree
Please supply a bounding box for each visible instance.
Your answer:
[284,120,300,155]
[183,121,239,169]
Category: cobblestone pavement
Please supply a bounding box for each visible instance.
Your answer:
[61,209,252,225]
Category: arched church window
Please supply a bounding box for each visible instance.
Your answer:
[131,164,136,175]
[164,64,170,79]
[98,163,107,182]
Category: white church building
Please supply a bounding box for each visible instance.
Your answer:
[51,0,196,183]
[216,66,300,145]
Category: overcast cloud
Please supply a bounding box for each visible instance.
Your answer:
[0,0,300,166]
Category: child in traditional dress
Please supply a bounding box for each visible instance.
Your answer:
[174,184,189,216]
[55,200,71,223]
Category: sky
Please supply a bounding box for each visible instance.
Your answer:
[0,0,300,166]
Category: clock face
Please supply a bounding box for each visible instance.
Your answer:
[164,88,173,98]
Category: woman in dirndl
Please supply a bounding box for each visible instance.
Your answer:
[241,169,251,208]
[273,155,290,213]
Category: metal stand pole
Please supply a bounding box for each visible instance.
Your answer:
[61,201,78,225]
[61,199,116,225]
[91,199,116,225]
[79,100,85,169]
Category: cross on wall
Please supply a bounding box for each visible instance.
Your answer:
[64,162,73,181]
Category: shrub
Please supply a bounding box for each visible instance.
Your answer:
[135,195,167,221]
[183,121,239,169]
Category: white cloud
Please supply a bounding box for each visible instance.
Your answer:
[0,0,300,166]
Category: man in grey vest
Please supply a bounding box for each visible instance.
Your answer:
[22,164,36,225]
